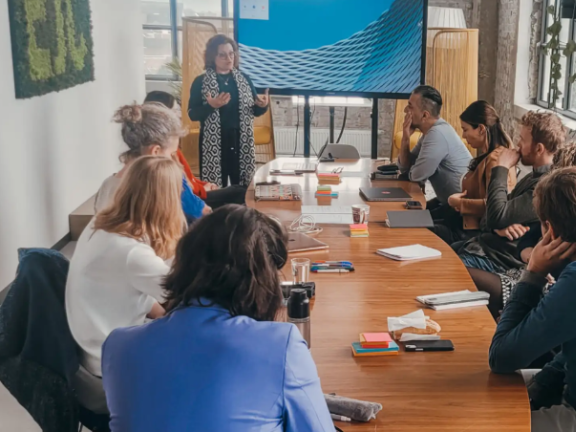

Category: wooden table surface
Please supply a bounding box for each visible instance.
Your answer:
[248,158,529,432]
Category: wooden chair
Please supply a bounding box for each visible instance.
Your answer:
[181,17,275,175]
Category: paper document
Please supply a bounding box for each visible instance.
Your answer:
[301,205,354,224]
[377,244,441,261]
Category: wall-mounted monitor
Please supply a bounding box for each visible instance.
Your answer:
[235,0,427,98]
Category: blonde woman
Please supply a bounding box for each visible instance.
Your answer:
[95,103,211,222]
[66,156,184,413]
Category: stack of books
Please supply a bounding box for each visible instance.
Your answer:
[416,290,490,311]
[350,224,369,238]
[351,333,399,357]
[315,185,338,198]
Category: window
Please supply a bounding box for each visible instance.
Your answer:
[142,0,232,80]
[537,0,576,118]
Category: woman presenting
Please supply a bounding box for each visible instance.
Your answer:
[188,34,269,187]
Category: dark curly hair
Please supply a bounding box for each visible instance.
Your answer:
[204,34,239,70]
[164,205,288,321]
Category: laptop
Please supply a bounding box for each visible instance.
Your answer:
[288,232,329,253]
[386,210,434,228]
[359,187,412,202]
[282,162,318,172]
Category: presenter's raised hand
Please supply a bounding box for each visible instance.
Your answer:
[206,93,231,109]
[255,89,270,108]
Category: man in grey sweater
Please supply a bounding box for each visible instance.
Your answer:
[398,85,471,205]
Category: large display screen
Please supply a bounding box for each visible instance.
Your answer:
[235,0,427,97]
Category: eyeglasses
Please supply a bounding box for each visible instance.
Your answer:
[217,52,235,60]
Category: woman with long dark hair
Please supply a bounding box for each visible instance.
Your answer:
[188,34,269,188]
[432,100,517,246]
[101,205,334,432]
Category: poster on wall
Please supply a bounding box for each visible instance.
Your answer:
[7,0,95,99]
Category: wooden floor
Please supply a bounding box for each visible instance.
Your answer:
[249,158,530,432]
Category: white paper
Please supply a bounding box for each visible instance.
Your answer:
[387,309,427,331]
[377,244,441,261]
[301,205,354,224]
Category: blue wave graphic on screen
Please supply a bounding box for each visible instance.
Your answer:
[239,0,423,94]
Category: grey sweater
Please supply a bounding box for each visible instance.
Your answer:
[399,119,471,204]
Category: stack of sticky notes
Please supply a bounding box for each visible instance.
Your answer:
[351,332,399,357]
[317,172,341,184]
[315,185,338,198]
[350,224,369,238]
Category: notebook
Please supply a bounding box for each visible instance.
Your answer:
[377,244,441,261]
[359,187,412,202]
[287,232,329,253]
[416,290,490,310]
[386,210,434,228]
[351,341,399,357]
[255,184,302,201]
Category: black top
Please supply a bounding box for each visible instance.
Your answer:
[188,71,268,131]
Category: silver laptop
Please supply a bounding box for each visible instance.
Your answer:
[282,162,318,172]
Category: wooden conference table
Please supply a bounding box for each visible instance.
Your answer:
[248,158,529,432]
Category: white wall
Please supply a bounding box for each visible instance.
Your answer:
[0,0,145,289]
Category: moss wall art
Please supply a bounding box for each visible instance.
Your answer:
[8,0,94,99]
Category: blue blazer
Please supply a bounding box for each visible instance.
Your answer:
[102,301,334,432]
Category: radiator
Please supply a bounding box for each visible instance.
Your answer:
[273,127,379,157]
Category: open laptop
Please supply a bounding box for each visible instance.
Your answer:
[288,232,329,253]
[359,187,412,202]
[282,161,318,172]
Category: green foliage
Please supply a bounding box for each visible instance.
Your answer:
[165,58,183,103]
[542,3,576,109]
[8,0,94,99]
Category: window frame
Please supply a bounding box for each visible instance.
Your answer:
[144,0,229,81]
[537,0,576,119]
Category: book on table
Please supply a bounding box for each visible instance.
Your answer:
[416,290,490,310]
[377,244,441,261]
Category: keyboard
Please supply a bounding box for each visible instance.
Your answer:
[282,162,318,172]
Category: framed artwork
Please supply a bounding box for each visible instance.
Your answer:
[8,0,94,99]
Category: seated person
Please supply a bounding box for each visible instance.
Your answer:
[459,111,564,273]
[398,85,472,209]
[102,205,334,432]
[490,166,576,432]
[468,142,576,319]
[143,91,247,209]
[66,156,185,413]
[94,103,211,222]
[432,100,517,245]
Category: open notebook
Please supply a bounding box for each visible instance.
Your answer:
[377,244,441,261]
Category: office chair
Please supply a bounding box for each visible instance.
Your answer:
[319,144,361,160]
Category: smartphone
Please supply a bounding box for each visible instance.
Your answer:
[405,200,423,210]
[405,340,454,352]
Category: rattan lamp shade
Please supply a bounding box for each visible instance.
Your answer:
[392,28,479,159]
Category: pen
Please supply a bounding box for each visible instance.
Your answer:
[330,414,352,422]
[313,269,350,273]
[313,261,352,265]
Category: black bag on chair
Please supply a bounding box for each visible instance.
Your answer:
[0,248,109,432]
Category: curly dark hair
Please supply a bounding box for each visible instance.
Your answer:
[204,34,239,70]
[164,205,288,321]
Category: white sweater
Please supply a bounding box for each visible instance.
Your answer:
[66,222,170,376]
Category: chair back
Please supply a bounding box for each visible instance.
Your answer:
[319,144,361,160]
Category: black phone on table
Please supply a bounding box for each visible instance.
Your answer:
[404,340,454,352]
[405,200,423,210]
